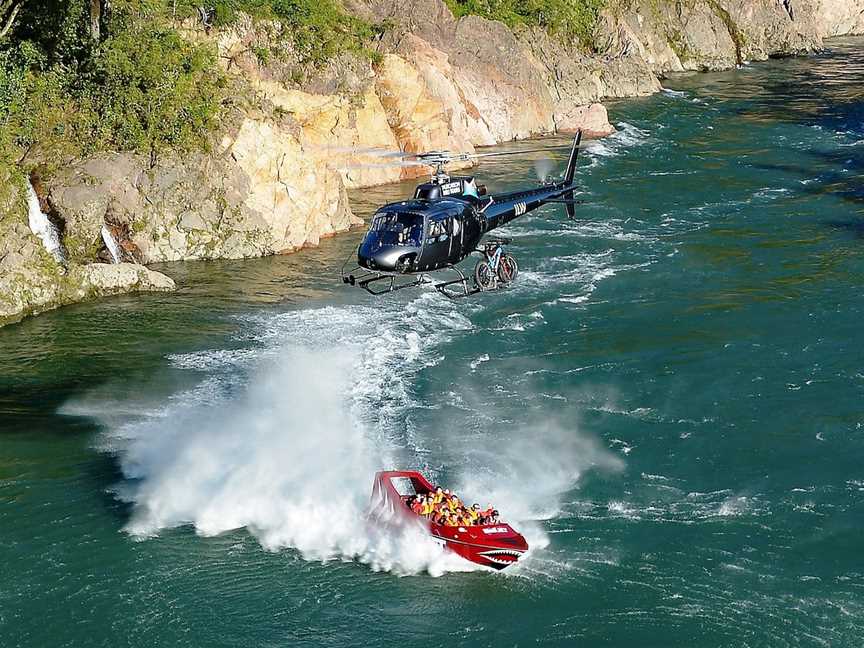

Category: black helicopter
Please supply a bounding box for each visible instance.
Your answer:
[341,131,583,298]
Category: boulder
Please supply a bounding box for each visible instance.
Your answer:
[556,103,616,137]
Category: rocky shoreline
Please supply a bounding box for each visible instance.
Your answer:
[1,0,862,327]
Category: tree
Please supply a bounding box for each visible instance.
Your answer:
[0,0,23,41]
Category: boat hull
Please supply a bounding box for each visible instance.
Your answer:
[371,470,529,570]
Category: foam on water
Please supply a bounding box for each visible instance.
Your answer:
[582,122,650,164]
[661,88,690,99]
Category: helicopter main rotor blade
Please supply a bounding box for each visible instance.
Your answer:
[342,159,427,169]
[461,143,575,161]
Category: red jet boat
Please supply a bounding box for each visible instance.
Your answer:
[370,470,528,570]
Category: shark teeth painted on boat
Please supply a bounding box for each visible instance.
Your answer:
[478,548,524,565]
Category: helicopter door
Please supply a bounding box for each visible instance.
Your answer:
[424,219,449,269]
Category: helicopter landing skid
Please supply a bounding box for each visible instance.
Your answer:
[342,268,433,296]
[433,266,481,300]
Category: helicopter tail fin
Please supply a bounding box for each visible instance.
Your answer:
[563,130,582,219]
[564,130,582,185]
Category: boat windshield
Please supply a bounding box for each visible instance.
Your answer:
[390,476,417,497]
[369,212,424,246]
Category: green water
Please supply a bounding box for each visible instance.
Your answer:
[2,39,864,647]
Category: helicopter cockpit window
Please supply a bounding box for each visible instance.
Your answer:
[369,212,423,246]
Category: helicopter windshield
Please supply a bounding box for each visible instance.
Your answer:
[369,212,424,247]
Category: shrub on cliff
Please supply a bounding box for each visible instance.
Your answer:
[79,23,224,165]
[172,0,383,68]
[0,0,225,169]
[444,0,605,50]
[0,0,382,172]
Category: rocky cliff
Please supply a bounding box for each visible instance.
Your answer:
[2,0,862,326]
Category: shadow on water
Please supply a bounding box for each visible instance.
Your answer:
[694,39,864,134]
[751,146,864,231]
[85,449,136,522]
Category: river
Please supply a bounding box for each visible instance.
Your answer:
[1,38,863,647]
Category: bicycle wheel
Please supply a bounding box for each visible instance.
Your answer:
[497,253,518,284]
[474,260,496,291]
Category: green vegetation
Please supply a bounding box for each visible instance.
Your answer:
[0,0,380,177]
[444,0,606,50]
[184,0,384,66]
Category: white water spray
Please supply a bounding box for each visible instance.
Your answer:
[84,342,475,575]
[101,225,122,264]
[25,180,65,264]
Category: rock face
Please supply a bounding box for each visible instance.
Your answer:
[596,0,864,72]
[3,0,864,326]
[45,116,359,264]
[817,0,864,36]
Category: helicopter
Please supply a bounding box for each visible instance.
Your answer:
[341,131,583,298]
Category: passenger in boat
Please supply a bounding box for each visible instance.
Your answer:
[432,487,445,505]
[468,504,482,524]
[453,507,469,526]
[423,495,436,517]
